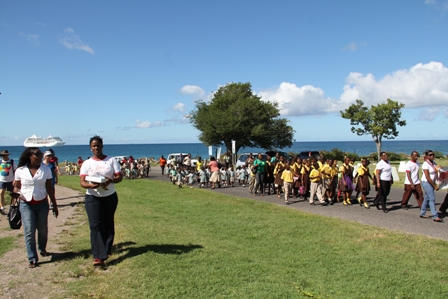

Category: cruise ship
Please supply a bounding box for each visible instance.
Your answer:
[23,135,66,147]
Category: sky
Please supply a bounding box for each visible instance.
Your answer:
[1,0,448,146]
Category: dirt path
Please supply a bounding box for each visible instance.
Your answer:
[0,185,84,299]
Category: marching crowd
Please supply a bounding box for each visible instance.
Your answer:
[158,150,448,222]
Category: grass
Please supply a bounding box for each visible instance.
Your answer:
[0,236,15,258]
[51,175,448,299]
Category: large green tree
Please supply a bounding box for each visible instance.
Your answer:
[340,99,406,160]
[189,82,295,154]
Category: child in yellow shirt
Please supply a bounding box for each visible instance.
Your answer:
[281,162,294,205]
[309,162,327,206]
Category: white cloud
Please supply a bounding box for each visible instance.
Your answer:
[135,119,165,128]
[20,33,39,45]
[343,42,367,51]
[58,27,94,55]
[340,61,448,108]
[258,83,338,116]
[258,61,448,119]
[180,85,205,100]
[167,102,185,113]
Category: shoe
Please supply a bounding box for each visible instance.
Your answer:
[0,209,6,215]
[329,201,334,205]
[346,198,352,205]
[285,201,290,205]
[93,258,105,266]
[320,203,328,206]
[420,215,430,219]
[401,205,409,210]
[433,217,443,222]
[383,209,388,213]
[358,197,362,203]
[363,202,370,209]
[310,202,314,205]
[343,200,348,206]
[40,251,51,257]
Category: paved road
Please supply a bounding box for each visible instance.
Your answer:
[150,171,448,241]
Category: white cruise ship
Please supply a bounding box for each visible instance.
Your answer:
[23,135,66,147]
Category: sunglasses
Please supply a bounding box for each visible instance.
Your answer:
[33,151,43,157]
[428,153,434,156]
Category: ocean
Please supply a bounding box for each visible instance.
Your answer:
[2,140,447,163]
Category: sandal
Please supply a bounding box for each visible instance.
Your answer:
[93,258,105,266]
[29,261,37,268]
[40,251,51,257]
[420,215,430,219]
[433,217,443,223]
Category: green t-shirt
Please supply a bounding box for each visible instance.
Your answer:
[253,159,266,173]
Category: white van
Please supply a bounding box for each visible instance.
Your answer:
[236,152,267,168]
[166,153,198,167]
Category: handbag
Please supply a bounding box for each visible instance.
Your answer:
[8,194,22,230]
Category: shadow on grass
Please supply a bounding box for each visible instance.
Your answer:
[47,241,204,265]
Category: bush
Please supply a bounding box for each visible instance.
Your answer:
[319,148,359,162]
[433,151,445,159]
[367,152,407,161]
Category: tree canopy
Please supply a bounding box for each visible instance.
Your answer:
[340,99,406,160]
[189,82,295,154]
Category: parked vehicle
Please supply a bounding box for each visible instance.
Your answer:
[297,151,320,160]
[166,153,198,167]
[236,152,267,168]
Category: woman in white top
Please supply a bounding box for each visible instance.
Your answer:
[80,135,123,266]
[375,151,393,213]
[420,150,443,222]
[13,147,59,268]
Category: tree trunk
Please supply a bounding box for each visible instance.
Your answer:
[374,136,382,161]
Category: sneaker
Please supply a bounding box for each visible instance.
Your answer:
[363,202,370,209]
[346,198,352,205]
[343,200,348,206]
[0,208,6,215]
[401,205,409,210]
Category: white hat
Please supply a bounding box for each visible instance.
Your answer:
[44,150,53,157]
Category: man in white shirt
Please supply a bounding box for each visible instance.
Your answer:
[401,151,424,209]
[0,150,16,215]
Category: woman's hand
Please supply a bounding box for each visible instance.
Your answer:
[52,205,59,218]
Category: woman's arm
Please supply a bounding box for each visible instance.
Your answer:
[423,169,439,191]
[375,169,381,188]
[46,179,58,217]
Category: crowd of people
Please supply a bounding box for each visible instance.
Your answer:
[158,150,448,221]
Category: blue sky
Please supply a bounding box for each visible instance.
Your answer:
[1,0,448,146]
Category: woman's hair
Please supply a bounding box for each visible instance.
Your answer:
[424,150,434,156]
[89,135,103,145]
[18,147,38,167]
[210,156,216,161]
[380,151,387,157]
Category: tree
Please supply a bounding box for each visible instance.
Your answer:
[340,99,406,161]
[189,82,295,154]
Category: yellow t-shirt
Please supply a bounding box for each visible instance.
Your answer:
[196,161,203,171]
[301,165,310,174]
[321,164,331,179]
[331,166,339,177]
[281,169,294,183]
[309,169,321,182]
[357,165,368,177]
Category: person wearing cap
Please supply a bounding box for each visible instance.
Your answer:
[42,151,57,201]
[13,147,59,268]
[0,150,16,215]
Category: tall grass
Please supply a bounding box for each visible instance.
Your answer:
[56,175,448,298]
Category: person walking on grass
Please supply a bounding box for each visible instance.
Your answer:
[13,147,59,268]
[375,152,393,213]
[80,135,123,267]
[401,151,424,209]
[0,150,16,215]
[420,150,443,222]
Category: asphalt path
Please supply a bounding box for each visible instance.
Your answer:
[150,170,448,241]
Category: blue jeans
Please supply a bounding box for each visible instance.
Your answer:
[85,192,118,260]
[421,181,438,218]
[19,200,49,263]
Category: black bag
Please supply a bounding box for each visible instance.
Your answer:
[8,196,22,230]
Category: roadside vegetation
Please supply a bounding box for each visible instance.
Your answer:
[30,175,448,298]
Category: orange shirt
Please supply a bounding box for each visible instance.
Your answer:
[159,158,167,166]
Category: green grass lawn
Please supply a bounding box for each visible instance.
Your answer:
[50,176,448,298]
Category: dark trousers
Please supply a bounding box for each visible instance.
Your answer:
[439,193,448,213]
[401,184,424,208]
[254,172,265,195]
[161,165,165,175]
[85,192,118,260]
[376,180,391,211]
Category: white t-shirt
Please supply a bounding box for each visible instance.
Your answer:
[14,164,53,202]
[80,156,121,197]
[421,160,438,183]
[375,160,392,181]
[0,158,16,183]
[404,160,420,185]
